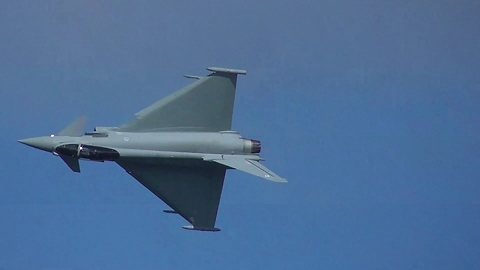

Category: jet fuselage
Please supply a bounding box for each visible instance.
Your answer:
[18,67,285,231]
[20,131,261,162]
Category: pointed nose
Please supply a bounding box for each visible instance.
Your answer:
[18,136,53,152]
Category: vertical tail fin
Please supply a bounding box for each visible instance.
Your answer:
[58,116,87,137]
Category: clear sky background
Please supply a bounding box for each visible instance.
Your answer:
[1,1,479,269]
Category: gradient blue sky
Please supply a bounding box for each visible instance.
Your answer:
[1,1,479,269]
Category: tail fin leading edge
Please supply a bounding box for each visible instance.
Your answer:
[58,116,87,137]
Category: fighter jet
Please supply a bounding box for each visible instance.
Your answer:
[18,67,286,232]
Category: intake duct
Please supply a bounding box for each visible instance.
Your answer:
[55,144,120,161]
[243,139,261,154]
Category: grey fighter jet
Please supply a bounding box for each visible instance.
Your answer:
[18,67,286,232]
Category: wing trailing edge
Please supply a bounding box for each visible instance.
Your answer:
[207,155,287,183]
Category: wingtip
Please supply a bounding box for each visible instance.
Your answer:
[275,178,288,183]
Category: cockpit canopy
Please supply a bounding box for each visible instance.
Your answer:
[55,144,120,161]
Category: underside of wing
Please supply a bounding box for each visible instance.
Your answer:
[210,155,288,183]
[119,67,246,132]
[117,159,227,231]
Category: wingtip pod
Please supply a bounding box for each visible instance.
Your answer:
[183,75,202,80]
[182,225,221,232]
[207,67,247,75]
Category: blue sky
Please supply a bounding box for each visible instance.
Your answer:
[1,1,479,269]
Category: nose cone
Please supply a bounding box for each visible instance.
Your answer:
[18,136,53,152]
